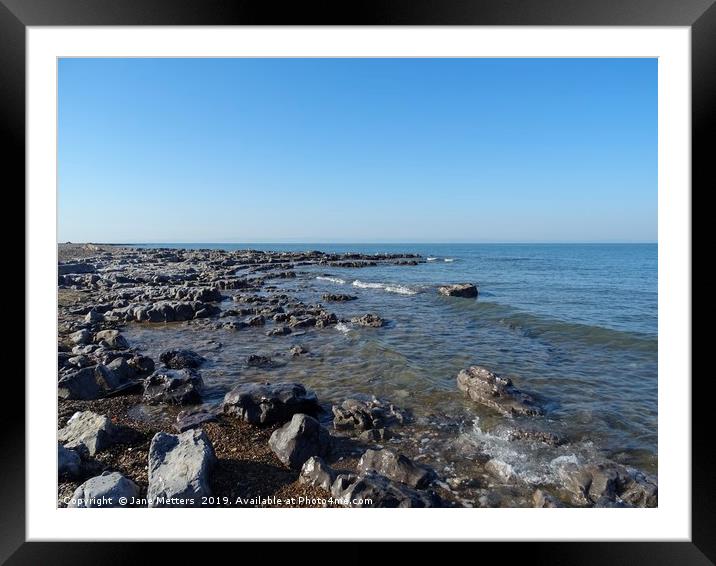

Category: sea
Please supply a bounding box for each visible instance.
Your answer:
[127,243,657,487]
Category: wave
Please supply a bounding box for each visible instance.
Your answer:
[427,257,438,261]
[316,276,346,284]
[335,322,352,333]
[444,258,455,262]
[352,280,418,295]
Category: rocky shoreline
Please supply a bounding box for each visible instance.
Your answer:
[57,243,657,508]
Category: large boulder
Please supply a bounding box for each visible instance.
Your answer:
[356,449,435,489]
[58,411,125,456]
[333,472,441,508]
[438,283,478,298]
[147,429,216,507]
[143,368,203,405]
[68,472,139,508]
[159,349,206,369]
[332,396,408,432]
[58,443,81,477]
[58,364,133,400]
[93,329,129,350]
[222,382,319,425]
[456,366,542,417]
[268,414,332,470]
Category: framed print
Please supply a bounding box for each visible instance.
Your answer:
[6,0,711,561]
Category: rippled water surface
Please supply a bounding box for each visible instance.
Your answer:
[128,243,657,479]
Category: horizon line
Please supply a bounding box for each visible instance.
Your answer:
[61,240,658,246]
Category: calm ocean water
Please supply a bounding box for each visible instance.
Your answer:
[129,243,657,478]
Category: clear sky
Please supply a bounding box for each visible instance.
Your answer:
[58,58,657,243]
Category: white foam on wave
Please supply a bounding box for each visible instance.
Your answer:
[316,276,346,284]
[444,258,455,262]
[427,257,438,261]
[335,322,351,333]
[352,280,417,295]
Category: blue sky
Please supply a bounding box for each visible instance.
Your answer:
[58,58,657,243]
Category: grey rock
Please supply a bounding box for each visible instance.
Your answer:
[299,456,336,491]
[58,411,124,456]
[175,409,218,432]
[332,397,408,432]
[68,472,139,508]
[268,413,332,470]
[147,429,216,507]
[143,368,203,405]
[357,449,435,489]
[247,314,265,326]
[246,354,272,367]
[222,382,320,425]
[159,349,206,369]
[321,293,357,302]
[438,283,478,298]
[532,489,564,508]
[351,313,385,327]
[58,443,81,477]
[58,364,130,400]
[267,326,292,337]
[69,329,92,345]
[58,263,96,275]
[84,309,104,324]
[336,472,441,508]
[290,345,309,356]
[456,366,543,417]
[485,459,517,482]
[358,428,393,443]
[93,329,129,350]
[127,354,155,376]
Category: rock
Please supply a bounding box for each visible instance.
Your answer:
[69,329,92,345]
[288,316,317,328]
[554,461,655,507]
[358,428,393,443]
[351,313,385,327]
[266,326,292,337]
[268,414,332,470]
[58,364,132,400]
[456,366,543,417]
[159,349,206,369]
[57,411,124,456]
[175,409,218,432]
[222,320,248,331]
[335,472,441,508]
[147,429,216,507]
[485,459,517,482]
[532,489,564,508]
[246,354,272,367]
[331,473,358,499]
[332,397,408,432]
[222,382,320,425]
[58,262,96,275]
[299,456,336,491]
[315,312,339,328]
[93,329,129,350]
[68,472,139,508]
[106,357,135,382]
[438,283,478,298]
[357,449,435,489]
[58,443,81,477]
[290,345,309,357]
[321,293,357,302]
[247,314,265,326]
[505,427,563,446]
[84,309,104,324]
[143,368,203,405]
[127,354,155,376]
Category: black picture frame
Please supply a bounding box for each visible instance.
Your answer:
[5,0,709,562]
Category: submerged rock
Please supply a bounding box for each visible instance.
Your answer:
[147,429,216,507]
[356,449,435,489]
[456,366,543,417]
[332,397,408,432]
[159,349,206,369]
[351,313,385,327]
[143,368,203,405]
[269,414,332,470]
[246,354,272,367]
[222,382,320,425]
[438,283,478,298]
[68,472,139,508]
[321,293,357,302]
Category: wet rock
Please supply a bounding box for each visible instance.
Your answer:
[58,443,81,477]
[93,329,129,350]
[315,312,338,328]
[246,355,273,370]
[222,320,248,331]
[58,364,132,400]
[335,472,442,508]
[532,489,564,508]
[505,427,563,446]
[69,329,92,346]
[269,414,332,470]
[290,345,309,357]
[456,366,543,417]
[288,316,317,328]
[58,411,125,456]
[357,449,435,489]
[350,313,385,327]
[127,354,155,376]
[555,461,655,507]
[174,408,218,432]
[321,293,357,302]
[247,314,266,326]
[222,382,320,425]
[106,357,135,382]
[485,459,517,483]
[299,456,337,491]
[332,397,408,432]
[438,283,478,298]
[159,349,206,369]
[143,368,203,405]
[147,429,216,507]
[68,472,139,508]
[267,326,292,337]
